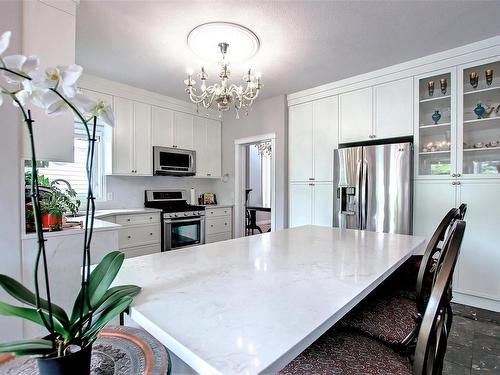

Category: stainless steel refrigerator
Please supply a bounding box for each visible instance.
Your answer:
[333,142,413,234]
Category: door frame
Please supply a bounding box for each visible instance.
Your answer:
[234,133,276,238]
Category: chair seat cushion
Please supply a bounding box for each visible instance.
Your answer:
[279,329,412,375]
[340,292,419,345]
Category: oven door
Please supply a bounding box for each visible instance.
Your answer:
[163,217,205,251]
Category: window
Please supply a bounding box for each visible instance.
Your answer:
[26,123,106,201]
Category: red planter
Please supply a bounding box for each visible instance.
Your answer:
[41,213,63,230]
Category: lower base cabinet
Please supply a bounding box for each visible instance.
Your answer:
[205,207,232,243]
[289,182,333,228]
[414,179,500,310]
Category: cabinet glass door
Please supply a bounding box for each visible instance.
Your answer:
[459,59,500,176]
[416,70,455,177]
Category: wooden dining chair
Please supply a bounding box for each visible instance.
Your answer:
[338,207,461,349]
[279,220,466,375]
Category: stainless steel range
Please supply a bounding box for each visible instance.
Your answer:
[145,189,205,251]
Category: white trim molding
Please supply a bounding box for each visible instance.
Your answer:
[288,35,500,106]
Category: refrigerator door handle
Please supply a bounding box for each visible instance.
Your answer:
[356,159,363,229]
[360,160,368,230]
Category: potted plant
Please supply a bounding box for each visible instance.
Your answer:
[24,172,81,231]
[0,30,139,375]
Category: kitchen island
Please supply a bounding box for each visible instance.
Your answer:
[114,225,426,374]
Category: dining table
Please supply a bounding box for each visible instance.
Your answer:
[113,225,426,374]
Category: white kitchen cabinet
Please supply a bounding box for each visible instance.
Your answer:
[455,180,500,302]
[289,182,333,227]
[289,183,312,228]
[374,78,413,139]
[413,180,457,237]
[289,97,338,182]
[413,178,500,310]
[112,97,134,175]
[206,119,222,178]
[111,97,152,176]
[289,103,313,182]
[151,106,174,147]
[313,183,334,226]
[173,111,194,149]
[313,97,338,181]
[193,117,222,178]
[21,0,76,162]
[205,207,232,243]
[339,87,373,143]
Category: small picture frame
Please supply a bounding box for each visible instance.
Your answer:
[202,193,217,205]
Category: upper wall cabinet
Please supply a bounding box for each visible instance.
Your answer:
[339,87,373,143]
[151,106,194,150]
[111,97,152,176]
[21,0,76,162]
[289,96,338,182]
[338,78,413,144]
[374,78,413,139]
[193,117,222,178]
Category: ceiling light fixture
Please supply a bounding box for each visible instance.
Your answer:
[184,22,262,118]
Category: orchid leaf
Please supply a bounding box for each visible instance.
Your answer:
[83,296,132,343]
[69,285,140,334]
[0,274,69,326]
[70,251,124,323]
[0,301,70,340]
[0,339,53,355]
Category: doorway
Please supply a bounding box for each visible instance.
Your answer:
[234,133,276,238]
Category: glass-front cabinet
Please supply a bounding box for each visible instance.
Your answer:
[415,69,457,178]
[458,57,500,177]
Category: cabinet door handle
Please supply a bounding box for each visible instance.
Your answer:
[207,173,211,176]
[127,219,131,222]
[224,223,227,226]
[309,183,315,186]
[457,173,461,177]
[210,224,214,227]
[149,217,153,220]
[309,177,315,180]
[456,181,461,185]
[451,173,457,177]
[452,181,456,185]
[150,233,153,236]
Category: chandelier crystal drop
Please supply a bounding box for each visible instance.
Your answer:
[184,42,262,119]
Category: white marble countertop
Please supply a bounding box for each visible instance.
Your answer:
[92,207,162,218]
[114,225,425,374]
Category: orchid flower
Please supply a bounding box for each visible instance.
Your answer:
[71,94,115,127]
[31,64,82,98]
[0,31,11,57]
[1,55,39,83]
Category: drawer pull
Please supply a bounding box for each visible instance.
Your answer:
[149,217,152,220]
[211,224,214,227]
[127,219,131,222]
[224,223,227,226]
[127,235,131,239]
[150,233,153,236]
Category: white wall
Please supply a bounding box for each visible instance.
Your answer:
[216,95,288,229]
[0,0,23,341]
[98,176,219,208]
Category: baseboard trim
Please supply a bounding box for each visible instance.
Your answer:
[452,292,500,313]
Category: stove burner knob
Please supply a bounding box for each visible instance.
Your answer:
[174,213,178,217]
[184,212,189,216]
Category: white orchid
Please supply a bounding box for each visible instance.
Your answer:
[0,31,11,57]
[72,93,114,127]
[31,64,83,98]
[1,54,39,83]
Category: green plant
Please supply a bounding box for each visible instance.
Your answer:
[0,251,141,356]
[40,186,81,218]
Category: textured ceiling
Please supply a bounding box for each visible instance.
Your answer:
[76,1,500,101]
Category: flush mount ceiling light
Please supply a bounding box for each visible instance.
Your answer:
[184,22,262,118]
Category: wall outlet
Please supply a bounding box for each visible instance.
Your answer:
[106,192,114,201]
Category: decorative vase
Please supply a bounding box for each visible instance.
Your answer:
[469,72,479,88]
[440,78,447,95]
[432,110,441,124]
[427,80,435,96]
[474,103,486,119]
[37,344,92,375]
[485,69,494,86]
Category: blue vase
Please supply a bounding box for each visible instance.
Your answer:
[474,103,485,119]
[432,110,441,124]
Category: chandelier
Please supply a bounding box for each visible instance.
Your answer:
[184,22,263,119]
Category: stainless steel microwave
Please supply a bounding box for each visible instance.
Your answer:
[153,146,196,176]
